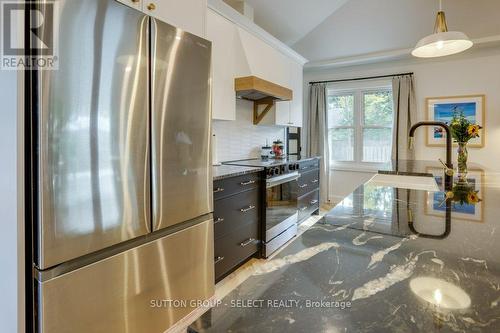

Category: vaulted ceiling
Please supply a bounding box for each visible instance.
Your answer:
[243,0,349,46]
[245,0,500,63]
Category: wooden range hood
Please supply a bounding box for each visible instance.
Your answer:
[235,76,293,124]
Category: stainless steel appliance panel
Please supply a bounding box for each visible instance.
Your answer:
[264,222,297,258]
[151,19,212,231]
[265,174,299,237]
[37,0,151,269]
[37,219,215,333]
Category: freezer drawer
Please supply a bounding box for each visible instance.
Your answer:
[36,0,151,269]
[151,18,213,231]
[36,219,214,333]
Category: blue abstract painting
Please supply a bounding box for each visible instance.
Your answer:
[433,102,477,138]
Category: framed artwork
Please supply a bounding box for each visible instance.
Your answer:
[426,95,485,147]
[424,167,484,222]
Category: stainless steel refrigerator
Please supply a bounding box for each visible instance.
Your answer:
[32,1,213,332]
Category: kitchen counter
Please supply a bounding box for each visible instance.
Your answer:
[192,163,500,332]
[213,165,263,180]
[223,156,320,168]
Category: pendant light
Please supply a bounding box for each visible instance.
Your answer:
[412,0,473,58]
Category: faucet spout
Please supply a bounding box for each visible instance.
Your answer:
[408,121,453,169]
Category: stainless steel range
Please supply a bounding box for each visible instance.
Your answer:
[225,159,301,257]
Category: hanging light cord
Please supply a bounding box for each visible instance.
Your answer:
[439,0,443,11]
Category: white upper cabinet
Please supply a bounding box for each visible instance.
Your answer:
[116,0,207,37]
[265,58,304,127]
[143,0,207,37]
[289,60,304,128]
[116,0,142,10]
[207,10,237,120]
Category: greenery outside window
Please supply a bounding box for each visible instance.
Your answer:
[328,82,394,170]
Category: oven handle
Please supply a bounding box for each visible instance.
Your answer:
[266,171,300,188]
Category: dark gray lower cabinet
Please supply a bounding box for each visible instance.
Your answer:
[213,173,262,282]
[297,159,320,223]
[214,221,259,280]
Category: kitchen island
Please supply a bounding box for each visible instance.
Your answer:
[190,163,500,332]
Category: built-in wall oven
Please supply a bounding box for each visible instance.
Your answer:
[263,165,301,257]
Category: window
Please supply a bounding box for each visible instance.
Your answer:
[328,82,394,169]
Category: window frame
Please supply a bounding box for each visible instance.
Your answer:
[327,80,394,171]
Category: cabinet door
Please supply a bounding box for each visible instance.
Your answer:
[275,59,303,127]
[275,101,291,126]
[116,0,142,10]
[143,0,206,37]
[207,10,236,120]
[289,61,304,127]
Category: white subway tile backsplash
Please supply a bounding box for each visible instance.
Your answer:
[213,99,286,162]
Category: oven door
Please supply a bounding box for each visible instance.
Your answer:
[265,172,300,241]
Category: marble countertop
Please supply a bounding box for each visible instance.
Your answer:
[223,156,320,168]
[192,162,500,332]
[213,165,263,180]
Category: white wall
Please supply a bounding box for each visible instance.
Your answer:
[213,99,286,162]
[0,69,23,331]
[305,47,500,172]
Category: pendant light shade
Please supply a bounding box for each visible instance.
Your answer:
[412,6,473,58]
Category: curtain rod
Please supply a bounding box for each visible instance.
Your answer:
[309,72,414,85]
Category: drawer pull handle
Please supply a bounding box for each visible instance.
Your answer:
[240,180,256,186]
[299,184,308,188]
[214,217,224,224]
[240,205,255,213]
[214,256,225,264]
[300,206,308,212]
[147,3,156,11]
[310,200,319,205]
[240,238,255,247]
[214,187,224,193]
[311,179,319,183]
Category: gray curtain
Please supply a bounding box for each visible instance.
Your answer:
[307,83,330,203]
[392,74,416,161]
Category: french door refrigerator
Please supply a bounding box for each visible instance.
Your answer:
[32,1,213,332]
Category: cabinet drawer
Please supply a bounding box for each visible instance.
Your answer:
[297,169,320,196]
[298,159,319,173]
[298,189,320,222]
[214,222,259,281]
[213,189,259,239]
[213,173,261,200]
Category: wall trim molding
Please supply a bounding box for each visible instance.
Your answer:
[305,34,500,70]
[207,0,308,65]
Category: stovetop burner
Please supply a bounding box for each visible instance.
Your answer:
[223,158,302,178]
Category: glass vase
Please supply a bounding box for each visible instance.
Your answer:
[457,142,468,182]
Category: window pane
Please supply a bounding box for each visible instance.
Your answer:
[363,128,392,162]
[328,94,354,127]
[329,128,354,161]
[364,91,393,126]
